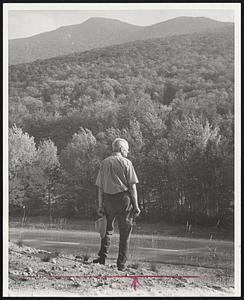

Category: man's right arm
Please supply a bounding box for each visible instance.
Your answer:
[129,183,140,217]
[95,166,105,216]
[97,187,104,217]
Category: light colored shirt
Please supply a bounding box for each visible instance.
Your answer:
[95,153,139,194]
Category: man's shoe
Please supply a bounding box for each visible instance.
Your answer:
[93,257,105,265]
[117,265,126,271]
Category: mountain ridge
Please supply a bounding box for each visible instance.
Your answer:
[9,16,233,65]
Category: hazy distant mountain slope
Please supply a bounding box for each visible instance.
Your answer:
[135,16,233,39]
[9,18,141,65]
[9,16,233,65]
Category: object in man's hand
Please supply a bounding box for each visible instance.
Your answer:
[95,216,107,238]
[129,211,137,225]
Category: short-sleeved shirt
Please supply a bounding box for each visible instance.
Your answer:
[95,153,139,194]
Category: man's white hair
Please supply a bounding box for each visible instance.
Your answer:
[112,138,129,152]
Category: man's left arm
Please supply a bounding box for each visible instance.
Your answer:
[129,183,140,217]
[126,162,140,217]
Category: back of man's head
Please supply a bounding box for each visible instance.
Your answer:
[112,138,129,153]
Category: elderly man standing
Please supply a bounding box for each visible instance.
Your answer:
[93,138,140,271]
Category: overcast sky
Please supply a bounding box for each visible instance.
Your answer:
[8,9,235,39]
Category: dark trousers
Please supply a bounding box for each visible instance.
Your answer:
[98,191,133,268]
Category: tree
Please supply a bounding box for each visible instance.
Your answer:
[9,125,37,213]
[59,128,99,218]
[36,139,60,225]
[167,115,224,224]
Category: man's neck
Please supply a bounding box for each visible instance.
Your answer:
[113,152,122,157]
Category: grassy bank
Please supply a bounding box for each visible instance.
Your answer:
[9,216,233,241]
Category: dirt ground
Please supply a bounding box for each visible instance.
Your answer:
[8,242,234,297]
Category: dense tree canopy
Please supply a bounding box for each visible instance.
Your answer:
[8,27,234,228]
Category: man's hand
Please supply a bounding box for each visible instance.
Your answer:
[133,206,141,217]
[97,206,105,217]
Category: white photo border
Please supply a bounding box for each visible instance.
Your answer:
[3,2,241,297]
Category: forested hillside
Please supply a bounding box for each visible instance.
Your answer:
[9,26,234,228]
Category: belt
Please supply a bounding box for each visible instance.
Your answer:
[104,190,129,197]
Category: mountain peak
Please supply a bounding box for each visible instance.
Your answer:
[152,16,232,26]
[83,17,134,25]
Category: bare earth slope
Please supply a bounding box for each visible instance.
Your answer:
[8,242,234,297]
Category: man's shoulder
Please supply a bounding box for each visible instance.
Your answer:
[100,155,116,165]
[102,155,115,162]
[100,156,110,166]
